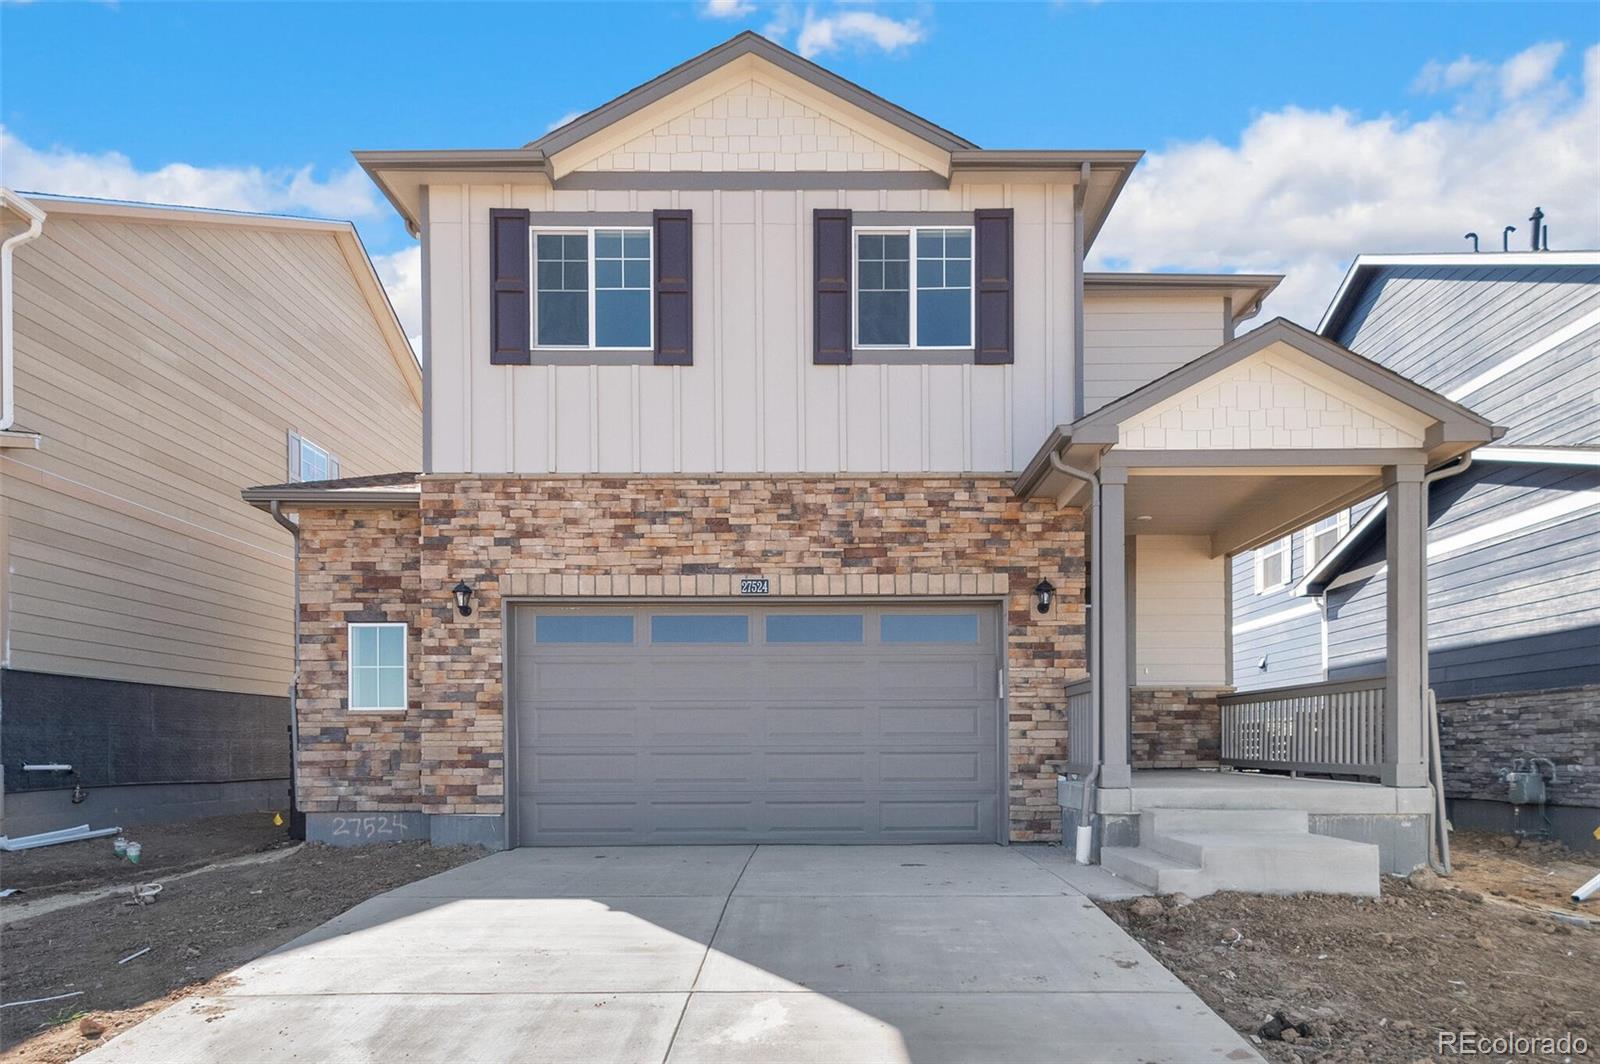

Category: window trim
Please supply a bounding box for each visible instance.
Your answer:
[1302,510,1351,570]
[290,433,338,483]
[529,225,655,352]
[851,224,975,352]
[346,622,408,713]
[1253,536,1292,595]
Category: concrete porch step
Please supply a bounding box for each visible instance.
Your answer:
[1102,829,1381,898]
[1141,808,1308,836]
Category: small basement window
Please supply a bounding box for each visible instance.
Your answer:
[532,228,652,350]
[854,226,973,350]
[348,623,406,712]
[1254,536,1291,594]
[1304,511,1350,568]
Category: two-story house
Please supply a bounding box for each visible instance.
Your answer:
[1231,250,1600,850]
[246,34,1499,893]
[1,190,421,836]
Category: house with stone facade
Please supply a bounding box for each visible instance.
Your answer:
[1231,251,1600,851]
[244,33,1503,894]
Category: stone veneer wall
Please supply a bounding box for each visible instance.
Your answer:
[1129,686,1229,769]
[1437,684,1600,807]
[295,508,423,812]
[414,476,1086,841]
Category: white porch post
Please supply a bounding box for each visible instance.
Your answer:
[1098,469,1132,788]
[1383,463,1429,787]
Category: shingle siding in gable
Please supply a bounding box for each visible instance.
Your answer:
[1323,463,1600,698]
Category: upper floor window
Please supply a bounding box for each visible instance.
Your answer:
[289,432,339,483]
[1304,511,1350,568]
[854,226,972,350]
[533,228,652,349]
[1253,536,1291,594]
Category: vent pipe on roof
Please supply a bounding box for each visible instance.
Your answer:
[1464,232,1479,252]
[1529,207,1545,251]
[1502,225,1516,252]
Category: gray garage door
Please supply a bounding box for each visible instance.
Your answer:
[510,604,1002,845]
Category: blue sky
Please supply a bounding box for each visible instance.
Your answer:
[3,1,1597,332]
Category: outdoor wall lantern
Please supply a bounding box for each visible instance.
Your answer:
[1034,579,1056,615]
[452,581,476,617]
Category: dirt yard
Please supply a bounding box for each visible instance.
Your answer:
[0,819,480,1063]
[1102,832,1600,1062]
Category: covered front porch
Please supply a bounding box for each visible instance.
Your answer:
[1017,319,1500,890]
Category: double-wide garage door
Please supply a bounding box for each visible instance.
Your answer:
[510,604,1002,845]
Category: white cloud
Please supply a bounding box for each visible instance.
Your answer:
[1412,55,1492,95]
[0,126,381,220]
[545,111,583,133]
[796,8,924,59]
[1090,42,1600,328]
[701,0,754,17]
[373,245,422,351]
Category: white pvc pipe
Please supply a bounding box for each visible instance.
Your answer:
[1574,870,1600,904]
[0,189,48,432]
[1074,825,1093,865]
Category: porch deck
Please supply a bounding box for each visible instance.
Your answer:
[1121,769,1434,815]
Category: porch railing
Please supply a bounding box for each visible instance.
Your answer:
[1064,679,1095,773]
[1219,678,1386,778]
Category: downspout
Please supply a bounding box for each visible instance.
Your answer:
[1048,448,1101,840]
[1,190,48,432]
[269,501,305,840]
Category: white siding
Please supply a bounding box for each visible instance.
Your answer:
[425,180,1081,475]
[1083,292,1226,413]
[1133,534,1228,685]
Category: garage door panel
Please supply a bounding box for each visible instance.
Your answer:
[512,604,1001,845]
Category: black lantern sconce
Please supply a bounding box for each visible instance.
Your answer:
[1034,579,1056,615]
[452,581,476,617]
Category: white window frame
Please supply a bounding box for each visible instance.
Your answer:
[851,225,975,352]
[1302,510,1351,569]
[346,622,408,713]
[1253,536,1292,594]
[529,226,655,351]
[291,434,337,483]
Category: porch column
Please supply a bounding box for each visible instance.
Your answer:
[1098,469,1132,788]
[1383,463,1428,787]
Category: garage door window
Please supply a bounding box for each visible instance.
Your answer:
[348,623,406,712]
[765,614,865,643]
[536,614,634,644]
[881,613,980,644]
[651,614,749,644]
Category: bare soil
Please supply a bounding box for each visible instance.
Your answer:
[1,813,292,895]
[0,828,480,1063]
[1101,832,1600,1062]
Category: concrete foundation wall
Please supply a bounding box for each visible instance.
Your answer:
[1,778,287,838]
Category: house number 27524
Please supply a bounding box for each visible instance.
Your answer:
[739,578,771,595]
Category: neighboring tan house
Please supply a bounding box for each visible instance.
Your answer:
[0,190,421,837]
[1231,250,1600,850]
[245,34,1500,895]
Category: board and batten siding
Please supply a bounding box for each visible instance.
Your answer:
[0,214,421,696]
[1132,534,1228,685]
[1324,463,1600,698]
[1082,291,1228,415]
[424,181,1080,475]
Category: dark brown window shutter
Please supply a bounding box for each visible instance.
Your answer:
[974,208,1014,364]
[813,208,853,365]
[489,208,531,364]
[653,209,694,365]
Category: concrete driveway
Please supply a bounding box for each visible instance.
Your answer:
[83,845,1259,1063]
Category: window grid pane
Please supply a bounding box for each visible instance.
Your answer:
[857,231,910,346]
[915,227,972,347]
[535,232,589,347]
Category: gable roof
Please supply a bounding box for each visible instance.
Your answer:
[1066,317,1499,445]
[1318,250,1600,337]
[13,192,421,406]
[527,31,976,157]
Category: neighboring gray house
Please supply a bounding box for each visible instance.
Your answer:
[1232,250,1600,848]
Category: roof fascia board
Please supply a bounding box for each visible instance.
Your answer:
[1070,318,1497,443]
[1084,271,1283,321]
[1475,446,1600,467]
[243,488,420,508]
[529,32,975,161]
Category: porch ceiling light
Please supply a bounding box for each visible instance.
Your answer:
[452,580,476,617]
[1034,579,1056,615]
